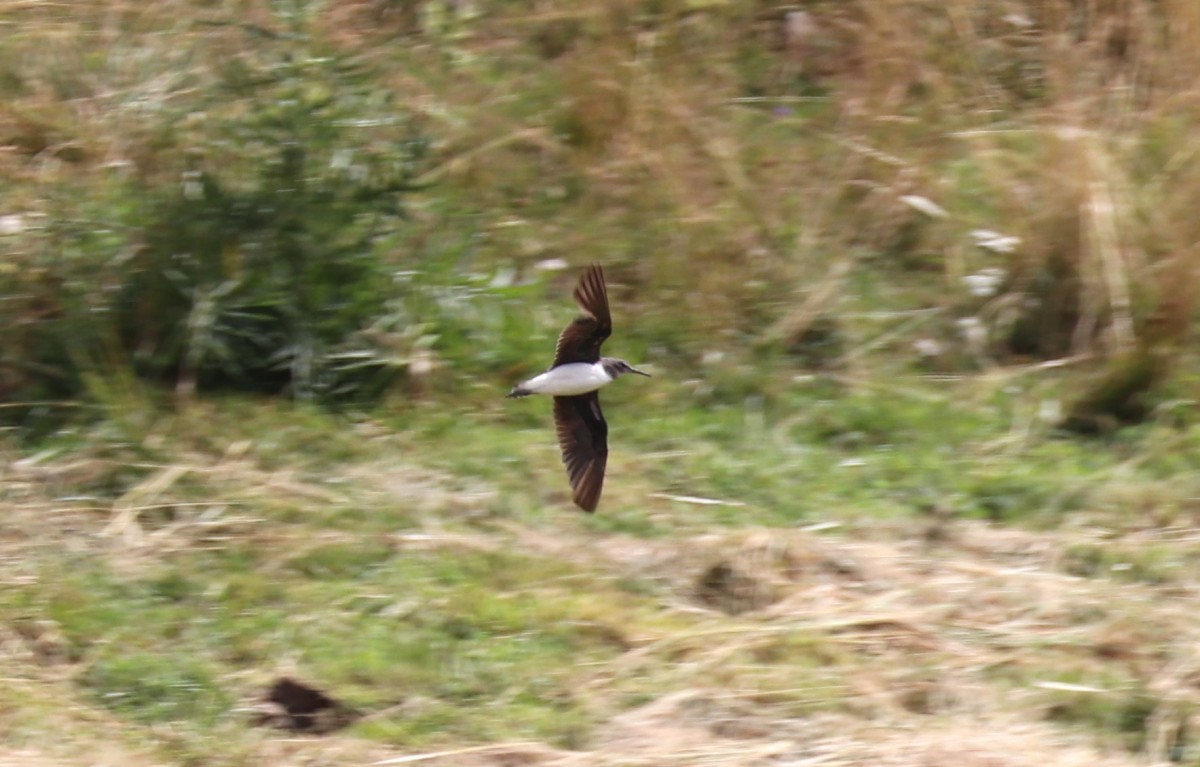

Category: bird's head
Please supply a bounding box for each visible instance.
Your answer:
[602,358,651,380]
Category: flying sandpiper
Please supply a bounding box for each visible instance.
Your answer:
[507,264,650,512]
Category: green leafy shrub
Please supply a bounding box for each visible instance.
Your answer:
[116,16,430,400]
[0,5,434,419]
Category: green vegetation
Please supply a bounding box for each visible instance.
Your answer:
[4,1,1200,766]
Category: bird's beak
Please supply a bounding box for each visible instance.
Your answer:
[630,365,651,377]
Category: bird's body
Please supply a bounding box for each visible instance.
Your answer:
[509,359,637,397]
[507,265,648,512]
[508,361,612,397]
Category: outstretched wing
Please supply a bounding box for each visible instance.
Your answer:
[553,393,608,512]
[552,264,612,366]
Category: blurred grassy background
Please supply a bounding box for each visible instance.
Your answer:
[3,1,1200,765]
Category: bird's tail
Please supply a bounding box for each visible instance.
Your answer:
[506,386,531,398]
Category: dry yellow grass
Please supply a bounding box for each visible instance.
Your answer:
[5,1,1200,765]
[6,428,1200,765]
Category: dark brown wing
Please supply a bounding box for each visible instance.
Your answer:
[552,264,612,366]
[553,393,608,512]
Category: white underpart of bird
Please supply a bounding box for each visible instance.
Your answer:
[514,362,613,397]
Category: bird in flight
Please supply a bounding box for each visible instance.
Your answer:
[507,264,650,512]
